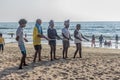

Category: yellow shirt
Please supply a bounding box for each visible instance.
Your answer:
[33,27,41,45]
[0,37,4,44]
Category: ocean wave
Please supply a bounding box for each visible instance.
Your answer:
[0,27,16,29]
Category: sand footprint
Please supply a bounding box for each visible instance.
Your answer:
[52,74,57,79]
[72,70,78,75]
[59,71,68,79]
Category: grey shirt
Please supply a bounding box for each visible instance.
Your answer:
[62,27,70,40]
[16,27,24,45]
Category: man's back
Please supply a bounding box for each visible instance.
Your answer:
[33,27,41,45]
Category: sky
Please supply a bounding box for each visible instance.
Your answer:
[0,0,120,22]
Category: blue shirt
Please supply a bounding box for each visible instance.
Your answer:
[47,28,57,39]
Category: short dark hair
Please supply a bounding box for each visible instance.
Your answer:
[76,24,81,28]
[0,33,2,36]
[18,19,27,25]
[36,19,41,23]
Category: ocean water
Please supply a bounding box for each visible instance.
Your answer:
[0,21,120,49]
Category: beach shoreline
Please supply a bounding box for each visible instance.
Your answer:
[5,40,120,50]
[1,21,120,50]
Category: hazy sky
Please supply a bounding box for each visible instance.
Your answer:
[0,0,120,22]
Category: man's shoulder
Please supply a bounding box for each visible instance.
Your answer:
[47,28,51,31]
[17,26,23,30]
[62,27,65,29]
[74,30,78,33]
[62,28,66,31]
[17,27,20,30]
[53,28,56,31]
[17,26,20,28]
[48,27,51,30]
[16,27,21,32]
[33,27,37,30]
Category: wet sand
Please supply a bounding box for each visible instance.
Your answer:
[0,43,120,80]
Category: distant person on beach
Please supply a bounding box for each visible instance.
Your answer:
[108,40,112,47]
[16,19,28,69]
[104,40,107,47]
[91,34,96,47]
[47,20,61,61]
[62,20,73,59]
[104,40,112,47]
[0,33,5,53]
[115,34,118,44]
[7,33,14,38]
[99,34,104,47]
[115,34,119,48]
[33,19,49,63]
[73,24,89,58]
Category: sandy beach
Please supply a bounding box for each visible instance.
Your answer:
[0,43,120,80]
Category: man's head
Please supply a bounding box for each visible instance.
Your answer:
[64,20,70,28]
[49,20,54,28]
[76,24,81,30]
[36,19,42,25]
[18,19,27,28]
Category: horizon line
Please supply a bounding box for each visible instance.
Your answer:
[0,21,120,23]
